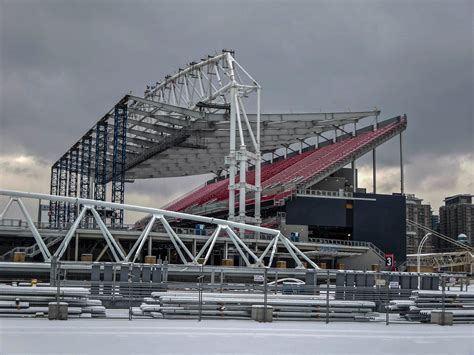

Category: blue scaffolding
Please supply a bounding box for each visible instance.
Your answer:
[111,103,128,227]
[94,121,108,224]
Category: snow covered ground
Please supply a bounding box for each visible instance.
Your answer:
[1,318,473,355]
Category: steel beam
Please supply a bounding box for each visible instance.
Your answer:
[94,121,108,209]
[79,136,92,227]
[49,165,59,228]
[57,156,69,228]
[111,103,128,227]
[67,149,79,223]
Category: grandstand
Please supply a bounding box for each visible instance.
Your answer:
[39,50,409,268]
[165,115,407,223]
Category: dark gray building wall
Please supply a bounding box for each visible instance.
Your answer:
[285,197,347,227]
[353,193,406,263]
[285,193,407,262]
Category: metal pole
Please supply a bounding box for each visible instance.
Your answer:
[56,258,60,315]
[351,160,356,193]
[417,233,432,289]
[37,199,42,226]
[198,264,204,322]
[325,269,330,324]
[128,263,132,321]
[75,233,79,261]
[263,267,268,322]
[399,131,404,194]
[441,275,446,326]
[148,236,152,257]
[372,149,376,194]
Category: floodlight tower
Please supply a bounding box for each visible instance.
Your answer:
[144,50,262,228]
[223,51,262,228]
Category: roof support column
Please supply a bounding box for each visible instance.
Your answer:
[352,159,357,193]
[373,148,377,194]
[111,103,128,228]
[400,131,404,194]
[79,136,92,228]
[57,156,69,228]
[67,149,79,223]
[227,84,237,220]
[94,121,108,222]
[49,165,59,228]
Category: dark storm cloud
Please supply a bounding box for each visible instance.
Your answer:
[0,0,472,213]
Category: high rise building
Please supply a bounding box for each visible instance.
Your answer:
[438,194,474,251]
[405,194,433,254]
[431,214,440,232]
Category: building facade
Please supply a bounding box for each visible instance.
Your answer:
[439,194,474,251]
[405,194,433,254]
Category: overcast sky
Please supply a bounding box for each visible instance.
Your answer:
[0,0,472,222]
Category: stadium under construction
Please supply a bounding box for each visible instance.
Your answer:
[0,50,472,275]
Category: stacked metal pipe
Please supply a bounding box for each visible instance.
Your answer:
[0,285,106,318]
[132,292,378,321]
[389,290,474,323]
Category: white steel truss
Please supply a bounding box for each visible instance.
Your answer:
[146,50,262,227]
[0,189,320,269]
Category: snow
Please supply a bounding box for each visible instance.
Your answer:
[0,317,473,354]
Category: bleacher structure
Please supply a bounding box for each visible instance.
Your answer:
[47,50,391,231]
[1,51,414,268]
[163,115,407,226]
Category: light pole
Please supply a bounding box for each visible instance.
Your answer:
[417,233,432,289]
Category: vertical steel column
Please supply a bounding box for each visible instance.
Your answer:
[94,121,108,216]
[111,103,128,228]
[57,155,69,228]
[67,149,79,223]
[49,165,59,228]
[254,87,262,230]
[373,148,376,194]
[228,87,237,220]
[80,135,92,227]
[399,131,404,194]
[239,147,246,225]
[351,160,356,193]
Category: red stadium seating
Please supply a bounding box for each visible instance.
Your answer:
[167,117,406,212]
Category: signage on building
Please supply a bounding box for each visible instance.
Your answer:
[385,253,394,267]
[389,281,400,289]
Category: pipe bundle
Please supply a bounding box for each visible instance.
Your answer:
[389,290,474,323]
[132,291,378,321]
[0,285,105,318]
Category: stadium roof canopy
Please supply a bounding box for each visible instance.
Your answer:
[54,92,380,179]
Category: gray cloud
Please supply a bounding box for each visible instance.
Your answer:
[0,0,472,215]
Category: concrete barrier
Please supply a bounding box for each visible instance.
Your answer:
[80,254,93,262]
[48,302,68,320]
[251,305,273,322]
[144,255,157,264]
[430,310,453,326]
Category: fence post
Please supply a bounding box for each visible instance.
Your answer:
[441,274,446,326]
[263,267,268,322]
[56,258,61,308]
[198,264,204,322]
[128,263,132,321]
[325,269,330,324]
[385,283,389,325]
[50,255,57,287]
